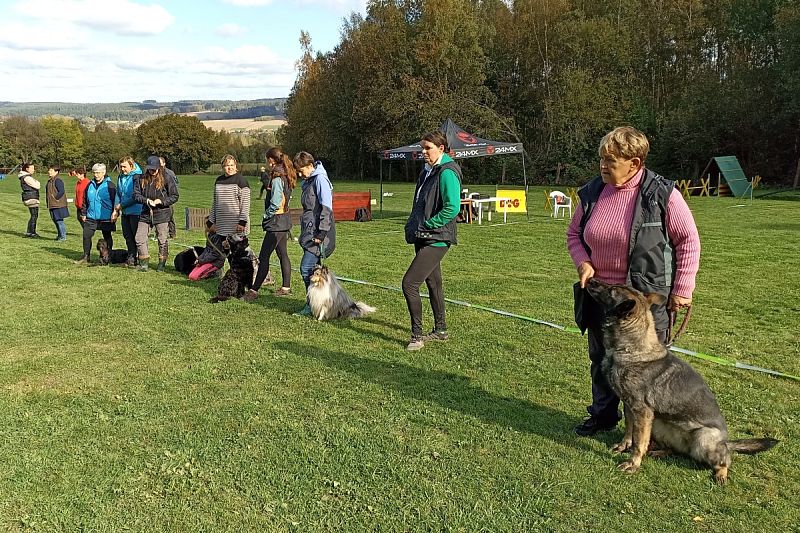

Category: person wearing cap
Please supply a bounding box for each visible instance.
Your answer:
[159,156,178,239]
[133,155,179,271]
[258,165,269,199]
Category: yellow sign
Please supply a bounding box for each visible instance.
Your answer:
[495,189,527,213]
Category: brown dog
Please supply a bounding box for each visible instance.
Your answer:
[585,278,777,484]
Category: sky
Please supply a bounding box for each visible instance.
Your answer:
[0,0,367,103]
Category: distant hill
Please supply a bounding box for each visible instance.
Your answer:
[0,98,287,124]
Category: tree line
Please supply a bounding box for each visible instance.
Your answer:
[0,114,277,175]
[279,0,800,186]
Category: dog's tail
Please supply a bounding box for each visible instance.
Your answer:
[727,438,779,455]
[347,302,376,318]
[209,295,229,304]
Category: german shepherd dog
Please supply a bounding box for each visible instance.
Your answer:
[585,278,777,484]
[209,234,255,303]
[96,239,129,265]
[307,265,376,320]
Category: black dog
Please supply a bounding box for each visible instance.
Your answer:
[97,239,129,265]
[174,246,207,275]
[210,234,255,303]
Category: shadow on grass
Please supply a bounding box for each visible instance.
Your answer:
[0,228,35,239]
[276,340,595,453]
[41,245,84,262]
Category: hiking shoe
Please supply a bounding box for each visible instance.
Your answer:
[406,337,425,351]
[55,236,67,242]
[423,330,448,341]
[29,233,41,239]
[242,290,259,302]
[574,415,620,437]
[156,260,166,272]
[125,256,136,268]
[74,255,89,265]
[274,287,292,296]
[292,304,312,317]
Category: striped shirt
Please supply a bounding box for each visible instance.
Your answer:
[209,172,251,236]
[567,168,700,298]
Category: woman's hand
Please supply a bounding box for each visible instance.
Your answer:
[577,261,595,288]
[668,294,692,311]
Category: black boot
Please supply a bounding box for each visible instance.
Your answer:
[156,259,166,272]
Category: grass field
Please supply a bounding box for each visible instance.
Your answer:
[0,173,798,531]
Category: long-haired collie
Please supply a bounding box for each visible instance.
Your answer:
[307,265,376,320]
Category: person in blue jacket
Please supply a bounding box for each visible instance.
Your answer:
[117,156,143,266]
[402,130,462,351]
[77,163,118,264]
[292,151,336,316]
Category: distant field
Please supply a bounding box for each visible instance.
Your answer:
[199,118,286,132]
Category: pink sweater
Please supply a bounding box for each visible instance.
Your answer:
[566,169,700,298]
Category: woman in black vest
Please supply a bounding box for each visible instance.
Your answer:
[18,162,41,238]
[244,147,296,301]
[402,130,462,351]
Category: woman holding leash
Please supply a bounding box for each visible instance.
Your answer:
[77,163,118,264]
[567,126,700,437]
[244,147,296,302]
[402,130,462,351]
[133,155,179,272]
[292,151,335,317]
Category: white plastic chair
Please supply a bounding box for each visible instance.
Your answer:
[549,190,572,218]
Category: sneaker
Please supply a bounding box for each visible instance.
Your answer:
[242,290,259,302]
[574,415,620,437]
[406,337,425,351]
[274,287,292,296]
[55,236,67,241]
[292,304,312,317]
[125,257,136,268]
[29,233,41,239]
[422,330,448,341]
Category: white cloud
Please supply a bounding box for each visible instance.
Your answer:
[215,23,246,37]
[0,21,89,51]
[222,0,273,5]
[13,0,175,35]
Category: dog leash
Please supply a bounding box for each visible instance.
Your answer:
[667,304,692,346]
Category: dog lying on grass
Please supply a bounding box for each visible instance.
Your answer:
[585,278,778,484]
[209,234,255,303]
[96,239,129,265]
[307,264,375,320]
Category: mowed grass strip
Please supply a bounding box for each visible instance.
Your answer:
[0,175,797,531]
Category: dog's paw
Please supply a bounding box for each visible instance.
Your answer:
[617,460,640,473]
[611,440,632,453]
[713,466,728,485]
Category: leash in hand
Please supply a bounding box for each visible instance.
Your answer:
[667,304,692,346]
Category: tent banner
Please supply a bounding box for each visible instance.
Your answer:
[495,189,526,213]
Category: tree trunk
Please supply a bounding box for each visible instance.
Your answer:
[794,158,799,189]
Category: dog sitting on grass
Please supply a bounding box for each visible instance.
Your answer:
[585,277,778,484]
[307,264,376,320]
[209,234,255,303]
[96,239,129,265]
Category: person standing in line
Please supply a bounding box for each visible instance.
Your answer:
[292,151,335,316]
[567,126,700,437]
[73,166,89,229]
[45,165,69,241]
[133,155,179,272]
[243,148,296,302]
[160,157,178,239]
[117,157,143,267]
[18,162,41,238]
[401,130,461,351]
[77,163,118,264]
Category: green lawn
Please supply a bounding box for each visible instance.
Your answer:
[0,174,797,531]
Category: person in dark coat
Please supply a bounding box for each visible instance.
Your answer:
[18,162,41,238]
[133,155,179,271]
[45,165,69,241]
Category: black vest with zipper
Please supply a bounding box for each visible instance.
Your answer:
[577,169,676,329]
[20,174,39,202]
[405,161,462,245]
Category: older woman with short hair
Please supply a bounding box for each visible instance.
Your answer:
[77,163,118,264]
[567,126,701,436]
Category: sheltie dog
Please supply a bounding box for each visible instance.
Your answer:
[307,265,376,320]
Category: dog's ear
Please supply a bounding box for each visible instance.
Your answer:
[645,292,667,308]
[611,298,637,319]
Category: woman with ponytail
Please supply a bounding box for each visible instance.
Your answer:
[244,147,296,301]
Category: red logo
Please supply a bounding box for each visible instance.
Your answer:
[457,131,477,144]
[499,199,521,208]
[486,145,495,155]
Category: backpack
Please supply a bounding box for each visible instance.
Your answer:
[355,207,372,222]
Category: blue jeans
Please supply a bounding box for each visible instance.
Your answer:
[300,249,321,290]
[55,219,67,239]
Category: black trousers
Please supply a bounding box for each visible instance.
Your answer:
[83,219,114,258]
[121,214,139,259]
[253,231,291,290]
[26,206,38,235]
[586,316,668,421]
[402,243,449,337]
